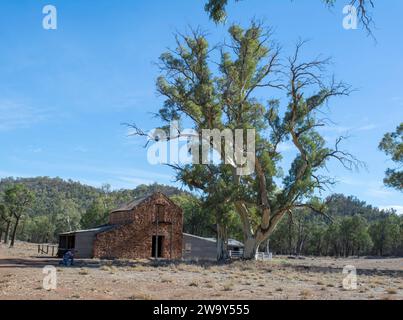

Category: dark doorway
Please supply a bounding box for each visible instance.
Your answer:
[58,235,76,257]
[151,236,164,258]
[67,235,75,249]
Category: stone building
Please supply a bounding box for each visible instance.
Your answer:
[58,192,183,259]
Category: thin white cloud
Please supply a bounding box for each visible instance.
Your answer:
[320,123,377,134]
[26,146,43,153]
[356,124,377,132]
[0,170,30,178]
[112,91,154,110]
[0,165,174,190]
[339,177,399,199]
[366,187,396,199]
[391,97,403,104]
[0,100,50,131]
[74,146,88,153]
[0,158,174,189]
[116,176,161,186]
[380,205,403,215]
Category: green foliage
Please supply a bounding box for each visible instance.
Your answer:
[379,123,403,191]
[0,177,401,257]
[4,184,34,218]
[81,198,109,229]
[204,0,337,23]
[172,194,214,237]
[338,215,373,256]
[270,194,402,257]
[0,203,8,235]
[1,184,35,246]
[23,215,55,243]
[369,214,401,256]
[204,0,373,29]
[204,0,230,22]
[326,194,384,221]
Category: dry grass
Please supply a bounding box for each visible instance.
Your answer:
[100,265,111,272]
[177,264,204,273]
[161,277,173,283]
[386,288,398,295]
[128,293,153,300]
[188,281,199,287]
[1,242,403,300]
[78,269,89,275]
[131,265,149,272]
[222,281,234,291]
[299,290,313,298]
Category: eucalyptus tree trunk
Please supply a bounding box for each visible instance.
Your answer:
[243,237,260,260]
[216,223,228,262]
[235,201,286,260]
[10,217,20,248]
[4,221,11,244]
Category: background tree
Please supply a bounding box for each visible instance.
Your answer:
[203,186,242,261]
[23,215,55,243]
[267,194,403,257]
[0,203,12,243]
[379,123,402,191]
[81,198,110,229]
[4,184,35,247]
[171,194,214,237]
[399,215,403,256]
[205,0,375,34]
[0,205,4,241]
[369,213,400,256]
[171,164,241,260]
[54,198,83,234]
[0,176,401,257]
[338,215,372,257]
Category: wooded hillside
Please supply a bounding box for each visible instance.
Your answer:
[0,177,401,257]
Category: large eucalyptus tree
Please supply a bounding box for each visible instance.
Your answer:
[132,22,358,259]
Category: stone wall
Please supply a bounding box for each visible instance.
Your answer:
[93,193,183,259]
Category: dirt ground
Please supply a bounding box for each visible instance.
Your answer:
[1,242,402,300]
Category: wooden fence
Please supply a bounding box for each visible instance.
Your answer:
[229,250,243,259]
[37,244,58,257]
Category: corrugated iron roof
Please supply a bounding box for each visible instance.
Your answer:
[111,196,150,213]
[110,192,179,213]
[59,224,117,236]
[183,233,244,247]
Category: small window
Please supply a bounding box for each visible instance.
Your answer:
[156,205,165,221]
[185,243,192,253]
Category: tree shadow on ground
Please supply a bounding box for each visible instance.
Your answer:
[0,257,402,278]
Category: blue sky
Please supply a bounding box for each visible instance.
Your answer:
[0,0,401,213]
